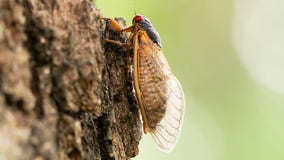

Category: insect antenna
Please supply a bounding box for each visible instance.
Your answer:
[132,0,137,15]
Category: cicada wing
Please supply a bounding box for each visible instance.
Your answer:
[136,32,185,152]
[150,56,185,153]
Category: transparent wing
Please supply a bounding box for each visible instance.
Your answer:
[150,50,185,153]
[137,33,185,153]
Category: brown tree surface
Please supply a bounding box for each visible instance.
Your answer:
[0,0,141,159]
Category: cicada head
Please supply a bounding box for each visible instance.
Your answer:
[132,14,162,48]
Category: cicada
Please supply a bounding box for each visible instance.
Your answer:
[102,14,185,153]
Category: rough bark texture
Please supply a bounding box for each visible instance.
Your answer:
[0,0,141,159]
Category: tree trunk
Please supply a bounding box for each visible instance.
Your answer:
[0,0,141,159]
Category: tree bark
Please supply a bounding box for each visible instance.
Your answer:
[0,0,141,159]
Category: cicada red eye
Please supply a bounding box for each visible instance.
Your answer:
[133,14,143,23]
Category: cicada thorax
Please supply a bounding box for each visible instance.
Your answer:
[136,32,169,132]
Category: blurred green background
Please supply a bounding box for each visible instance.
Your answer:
[96,0,284,159]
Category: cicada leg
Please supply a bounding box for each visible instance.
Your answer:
[101,18,135,74]
[105,39,128,47]
[100,18,134,32]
